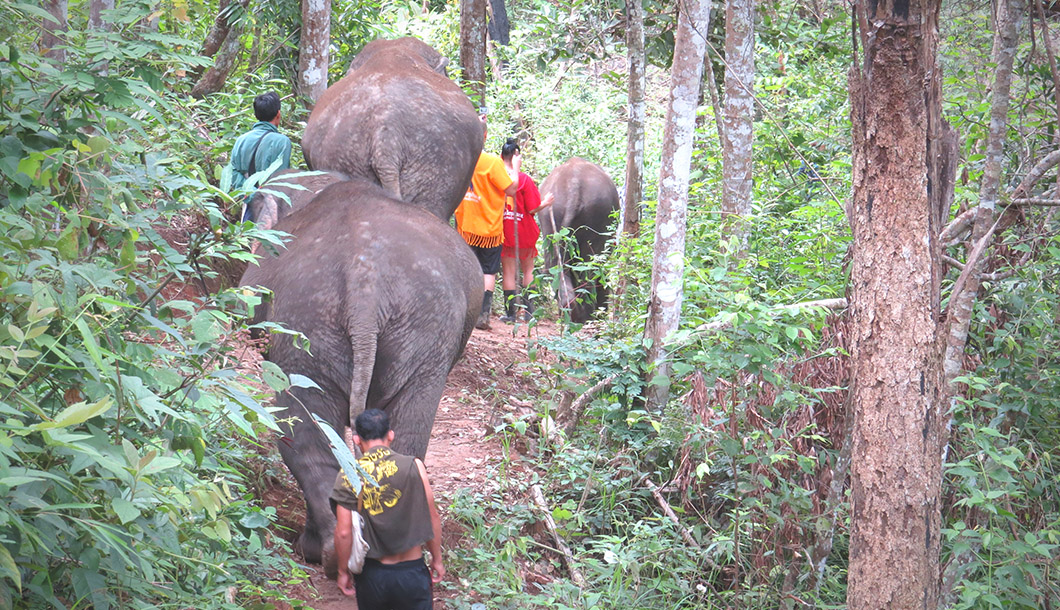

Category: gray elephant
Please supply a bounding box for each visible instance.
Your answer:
[302,37,484,220]
[245,169,348,230]
[538,158,620,323]
[240,179,481,565]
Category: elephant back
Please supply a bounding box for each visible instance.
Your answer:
[302,37,482,221]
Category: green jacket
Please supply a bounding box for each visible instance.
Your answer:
[226,122,292,191]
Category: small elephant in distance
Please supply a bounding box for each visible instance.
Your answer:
[539,158,620,323]
[302,37,484,221]
[240,179,481,568]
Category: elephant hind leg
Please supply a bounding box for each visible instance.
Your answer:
[372,369,450,460]
[276,394,342,566]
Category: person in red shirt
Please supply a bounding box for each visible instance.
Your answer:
[499,138,553,323]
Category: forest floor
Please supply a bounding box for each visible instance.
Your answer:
[252,318,563,609]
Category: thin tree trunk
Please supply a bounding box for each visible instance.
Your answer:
[42,0,68,65]
[487,0,510,46]
[846,0,945,608]
[191,19,245,99]
[89,0,114,31]
[643,0,711,411]
[201,0,236,58]
[721,0,755,256]
[460,0,488,107]
[614,0,648,313]
[622,0,647,240]
[298,0,331,103]
[937,0,1019,604]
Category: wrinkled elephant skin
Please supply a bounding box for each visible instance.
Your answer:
[303,37,483,220]
[539,158,620,323]
[240,180,481,566]
[247,169,348,230]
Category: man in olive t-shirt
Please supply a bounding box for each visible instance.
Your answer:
[332,410,444,609]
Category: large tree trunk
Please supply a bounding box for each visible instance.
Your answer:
[297,0,331,103]
[937,0,1020,602]
[643,0,711,411]
[191,18,245,99]
[846,0,945,608]
[460,0,488,107]
[721,0,755,256]
[89,0,114,31]
[42,0,68,65]
[486,0,509,46]
[622,0,647,240]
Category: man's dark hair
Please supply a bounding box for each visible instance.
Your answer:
[355,409,391,441]
[254,91,281,122]
[500,137,520,162]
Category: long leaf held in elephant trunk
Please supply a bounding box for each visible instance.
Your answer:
[310,413,378,494]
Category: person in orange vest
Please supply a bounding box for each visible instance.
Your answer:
[454,119,517,330]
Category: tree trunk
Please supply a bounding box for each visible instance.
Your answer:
[298,0,331,103]
[42,0,68,65]
[201,0,236,58]
[487,0,509,46]
[191,18,245,99]
[460,0,488,107]
[937,0,1019,603]
[721,0,755,256]
[942,0,1019,391]
[643,0,711,411]
[846,0,945,608]
[89,0,114,31]
[622,0,647,240]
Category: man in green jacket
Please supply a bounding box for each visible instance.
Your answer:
[226,91,292,220]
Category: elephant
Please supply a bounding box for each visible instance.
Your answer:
[538,158,620,323]
[302,37,484,221]
[240,179,482,566]
[245,169,348,230]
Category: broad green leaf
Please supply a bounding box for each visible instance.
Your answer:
[73,317,104,370]
[0,543,19,593]
[32,396,113,430]
[111,498,140,525]
[261,361,289,392]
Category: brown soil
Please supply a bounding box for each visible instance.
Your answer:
[258,319,562,610]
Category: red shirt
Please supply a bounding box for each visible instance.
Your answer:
[502,172,542,253]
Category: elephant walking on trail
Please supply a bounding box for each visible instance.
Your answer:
[302,37,484,220]
[240,179,482,565]
[539,158,620,323]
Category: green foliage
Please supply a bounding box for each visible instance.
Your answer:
[0,5,309,608]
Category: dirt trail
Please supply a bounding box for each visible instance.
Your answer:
[267,319,558,609]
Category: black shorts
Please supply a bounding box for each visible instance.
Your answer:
[470,244,502,275]
[354,558,433,610]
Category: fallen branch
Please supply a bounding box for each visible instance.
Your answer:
[562,374,617,435]
[644,478,723,571]
[530,485,587,587]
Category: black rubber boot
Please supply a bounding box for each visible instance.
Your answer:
[521,287,535,321]
[475,291,492,330]
[499,290,517,323]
